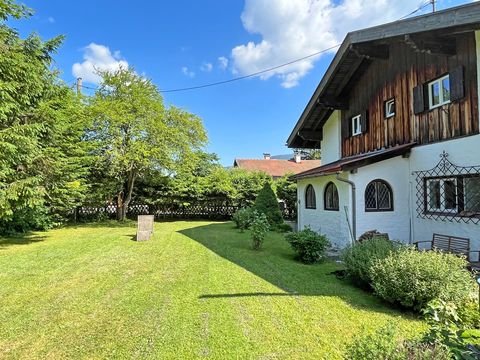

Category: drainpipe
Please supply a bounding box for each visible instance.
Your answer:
[336,172,356,243]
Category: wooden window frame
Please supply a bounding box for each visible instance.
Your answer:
[384,98,395,118]
[305,184,316,209]
[365,179,394,212]
[351,114,362,136]
[428,74,450,110]
[324,182,339,211]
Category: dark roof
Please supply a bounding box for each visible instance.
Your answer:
[233,159,321,177]
[287,2,480,148]
[292,143,415,180]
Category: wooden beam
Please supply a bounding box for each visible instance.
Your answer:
[350,44,389,59]
[298,130,322,141]
[316,96,349,110]
[404,34,456,56]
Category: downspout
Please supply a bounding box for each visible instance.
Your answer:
[336,172,356,243]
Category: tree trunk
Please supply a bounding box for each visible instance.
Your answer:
[117,192,125,221]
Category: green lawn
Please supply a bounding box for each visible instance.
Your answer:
[0,221,424,359]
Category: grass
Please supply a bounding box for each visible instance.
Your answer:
[0,221,425,359]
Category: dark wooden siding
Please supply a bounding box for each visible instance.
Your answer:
[341,32,479,158]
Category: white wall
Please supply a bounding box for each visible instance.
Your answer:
[350,156,411,243]
[476,30,480,125]
[409,134,480,251]
[297,175,352,249]
[320,111,341,165]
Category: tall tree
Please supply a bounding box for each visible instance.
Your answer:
[0,2,90,232]
[89,68,207,220]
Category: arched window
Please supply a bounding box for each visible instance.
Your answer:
[324,182,339,211]
[305,185,316,209]
[365,180,393,211]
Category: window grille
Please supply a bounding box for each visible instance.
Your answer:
[365,180,393,211]
[305,184,316,209]
[324,182,339,211]
[413,151,480,224]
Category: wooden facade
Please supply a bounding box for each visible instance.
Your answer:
[341,32,479,158]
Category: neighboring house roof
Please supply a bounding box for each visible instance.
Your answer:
[233,159,321,178]
[292,143,415,180]
[287,2,480,149]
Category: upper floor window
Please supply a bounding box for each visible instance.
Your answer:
[428,74,450,109]
[385,98,395,118]
[324,182,339,211]
[351,115,362,136]
[365,180,393,212]
[305,184,316,209]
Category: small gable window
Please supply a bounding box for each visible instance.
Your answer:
[428,74,450,109]
[351,115,362,136]
[365,180,393,212]
[305,184,316,209]
[385,98,395,118]
[324,182,339,211]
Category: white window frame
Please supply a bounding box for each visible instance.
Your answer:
[426,177,458,213]
[351,115,362,136]
[428,74,450,110]
[385,98,395,118]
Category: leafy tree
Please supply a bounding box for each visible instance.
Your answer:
[254,183,283,226]
[231,169,271,207]
[276,174,297,218]
[0,3,90,232]
[88,67,207,220]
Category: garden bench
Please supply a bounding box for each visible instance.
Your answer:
[414,233,480,269]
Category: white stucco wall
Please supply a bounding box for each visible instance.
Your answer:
[476,30,480,124]
[297,175,351,249]
[350,156,411,243]
[409,134,480,250]
[320,111,341,165]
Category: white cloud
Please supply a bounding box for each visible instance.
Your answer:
[231,0,428,88]
[47,16,55,23]
[218,56,229,70]
[181,66,196,78]
[200,62,213,72]
[72,43,128,84]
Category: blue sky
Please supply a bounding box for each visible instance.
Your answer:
[11,0,470,165]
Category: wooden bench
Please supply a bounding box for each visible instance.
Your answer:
[414,233,480,268]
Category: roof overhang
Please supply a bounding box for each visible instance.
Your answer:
[292,143,415,180]
[287,2,480,149]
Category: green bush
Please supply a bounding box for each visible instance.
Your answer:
[250,212,269,250]
[341,237,399,287]
[346,323,451,360]
[275,223,292,233]
[232,207,255,232]
[370,248,475,310]
[253,183,283,226]
[285,227,330,264]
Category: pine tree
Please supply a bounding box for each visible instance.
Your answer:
[254,183,283,226]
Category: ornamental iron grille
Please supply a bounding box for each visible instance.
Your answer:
[324,182,339,211]
[365,180,394,211]
[413,151,480,224]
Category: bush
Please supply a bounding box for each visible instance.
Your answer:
[341,237,399,287]
[346,323,451,360]
[285,227,330,264]
[275,223,293,233]
[250,212,269,250]
[253,183,283,226]
[370,248,475,310]
[232,207,255,232]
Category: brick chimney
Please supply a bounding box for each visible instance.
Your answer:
[263,153,271,160]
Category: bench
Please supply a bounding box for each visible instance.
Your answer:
[414,233,480,268]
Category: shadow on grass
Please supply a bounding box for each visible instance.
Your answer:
[180,222,415,316]
[0,234,47,249]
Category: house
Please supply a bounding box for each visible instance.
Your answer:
[233,153,321,180]
[287,3,480,250]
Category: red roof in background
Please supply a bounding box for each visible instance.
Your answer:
[234,159,321,178]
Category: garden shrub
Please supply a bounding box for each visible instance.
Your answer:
[232,207,255,232]
[346,323,451,360]
[253,183,283,226]
[285,227,330,264]
[341,237,399,287]
[370,248,475,310]
[250,212,269,250]
[275,223,292,233]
